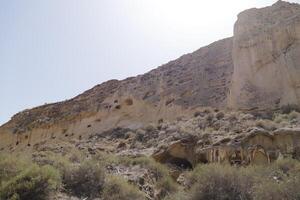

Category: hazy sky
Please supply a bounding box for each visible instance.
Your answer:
[1,0,299,125]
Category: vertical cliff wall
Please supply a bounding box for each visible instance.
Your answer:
[229,1,300,110]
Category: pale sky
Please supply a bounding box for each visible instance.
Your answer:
[1,0,299,125]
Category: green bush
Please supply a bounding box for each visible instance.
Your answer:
[63,160,105,198]
[103,176,145,200]
[0,165,61,200]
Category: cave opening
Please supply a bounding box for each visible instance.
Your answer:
[197,152,208,164]
[167,157,193,170]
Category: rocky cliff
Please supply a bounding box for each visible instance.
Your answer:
[0,38,233,150]
[1,0,300,157]
[229,0,300,110]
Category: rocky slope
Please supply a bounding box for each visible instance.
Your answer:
[0,37,233,150]
[1,1,300,200]
[0,1,300,163]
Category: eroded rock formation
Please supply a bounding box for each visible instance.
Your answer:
[229,1,300,110]
[0,38,233,150]
[0,1,300,168]
[153,128,300,167]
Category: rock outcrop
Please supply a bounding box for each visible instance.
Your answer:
[0,38,233,150]
[153,128,300,167]
[229,1,300,110]
[1,1,300,160]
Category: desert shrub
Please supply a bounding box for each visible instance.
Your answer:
[273,113,287,124]
[215,111,225,120]
[253,176,300,200]
[155,176,178,199]
[272,158,300,174]
[185,160,300,200]
[204,127,214,134]
[67,150,85,163]
[102,176,145,200]
[288,110,300,121]
[105,155,170,180]
[163,190,188,200]
[135,129,146,142]
[32,151,76,184]
[63,160,105,198]
[0,154,29,182]
[187,164,264,200]
[252,159,300,200]
[98,155,177,199]
[0,165,61,200]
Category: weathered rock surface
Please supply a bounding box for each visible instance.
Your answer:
[229,0,300,110]
[153,127,300,167]
[0,38,233,150]
[1,1,300,164]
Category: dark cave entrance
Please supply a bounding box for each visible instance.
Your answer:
[167,157,193,170]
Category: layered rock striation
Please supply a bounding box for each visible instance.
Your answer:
[0,38,233,150]
[1,0,300,160]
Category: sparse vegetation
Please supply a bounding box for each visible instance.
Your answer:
[1,148,300,200]
[103,176,145,200]
[63,160,105,198]
[288,110,300,121]
[1,106,300,200]
[0,154,61,200]
[172,160,300,200]
[187,164,252,200]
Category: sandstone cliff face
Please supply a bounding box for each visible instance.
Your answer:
[0,38,233,150]
[229,1,300,110]
[1,1,300,157]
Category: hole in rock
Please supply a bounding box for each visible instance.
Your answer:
[167,157,193,170]
[198,153,209,164]
[125,98,133,106]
